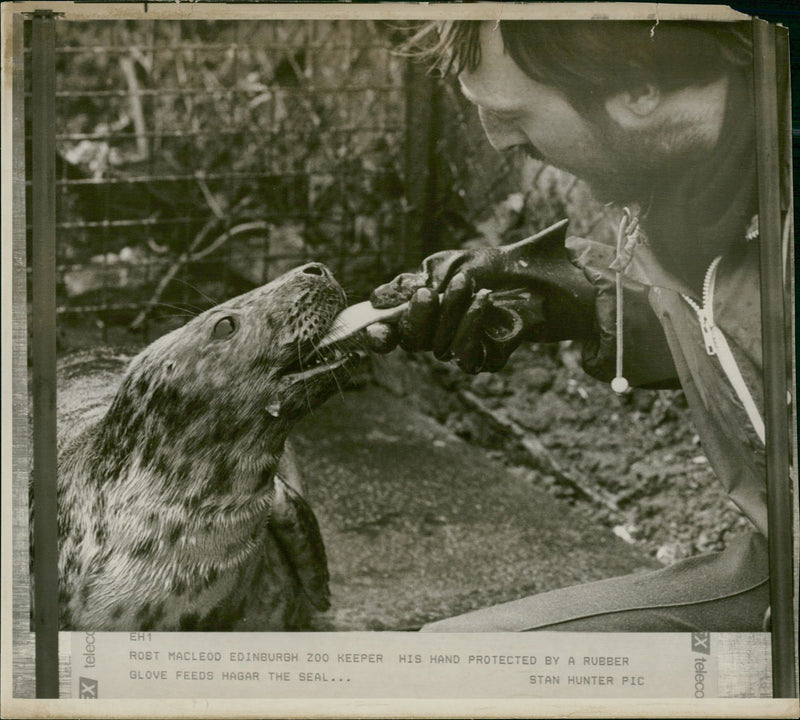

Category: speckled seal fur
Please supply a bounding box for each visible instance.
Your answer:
[53,263,361,630]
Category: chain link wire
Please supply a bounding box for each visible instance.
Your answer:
[26,20,620,343]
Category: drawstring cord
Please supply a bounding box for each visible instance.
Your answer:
[610,207,638,394]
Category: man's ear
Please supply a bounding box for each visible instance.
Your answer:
[604,83,661,127]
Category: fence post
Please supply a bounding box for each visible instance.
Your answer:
[11,7,35,699]
[751,18,797,699]
[30,8,60,699]
[403,57,437,266]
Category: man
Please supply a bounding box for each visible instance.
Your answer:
[365,20,776,631]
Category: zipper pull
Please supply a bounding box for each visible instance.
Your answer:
[681,294,718,357]
[697,308,718,356]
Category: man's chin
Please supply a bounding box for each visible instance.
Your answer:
[583,173,653,206]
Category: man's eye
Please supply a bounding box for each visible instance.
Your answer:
[212,316,237,339]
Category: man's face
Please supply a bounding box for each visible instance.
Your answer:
[458,23,721,203]
[458,23,621,198]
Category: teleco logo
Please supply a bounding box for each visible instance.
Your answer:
[79,677,98,698]
[691,632,710,654]
[691,633,710,699]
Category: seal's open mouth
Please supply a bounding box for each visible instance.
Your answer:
[279,283,372,387]
[282,343,363,382]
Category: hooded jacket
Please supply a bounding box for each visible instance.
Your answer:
[568,65,775,538]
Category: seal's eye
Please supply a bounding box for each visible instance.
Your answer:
[212,316,237,340]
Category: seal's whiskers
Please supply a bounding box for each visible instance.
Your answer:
[327,355,346,401]
[150,301,203,317]
[296,337,314,414]
[170,277,219,308]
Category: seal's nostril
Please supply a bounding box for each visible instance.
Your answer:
[303,264,325,277]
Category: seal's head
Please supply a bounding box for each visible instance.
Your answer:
[93,262,360,503]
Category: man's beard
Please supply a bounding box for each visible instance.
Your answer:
[574,111,719,206]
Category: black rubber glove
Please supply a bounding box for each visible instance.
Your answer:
[367,220,596,373]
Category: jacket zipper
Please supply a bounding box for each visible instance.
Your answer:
[681,256,723,356]
[681,257,765,445]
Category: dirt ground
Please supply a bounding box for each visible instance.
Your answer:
[56,313,755,570]
[291,384,654,629]
[370,342,756,567]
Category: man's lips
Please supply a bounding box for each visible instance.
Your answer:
[519,143,545,162]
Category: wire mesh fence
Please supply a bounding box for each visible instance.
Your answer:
[25,18,620,346]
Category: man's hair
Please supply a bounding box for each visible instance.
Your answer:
[408,20,752,110]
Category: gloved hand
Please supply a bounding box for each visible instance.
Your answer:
[367,219,597,373]
[367,218,678,386]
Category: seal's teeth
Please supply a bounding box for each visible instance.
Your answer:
[266,400,282,418]
[304,344,343,367]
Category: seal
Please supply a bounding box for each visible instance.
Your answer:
[53,262,363,630]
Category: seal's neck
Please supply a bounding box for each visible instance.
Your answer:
[103,455,279,574]
[89,363,292,577]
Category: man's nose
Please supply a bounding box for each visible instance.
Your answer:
[478,107,527,152]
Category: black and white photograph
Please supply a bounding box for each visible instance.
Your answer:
[2,1,798,716]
